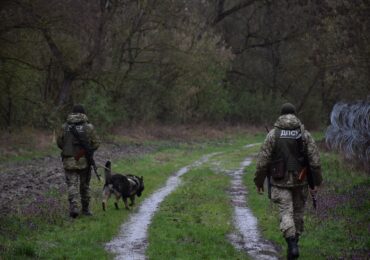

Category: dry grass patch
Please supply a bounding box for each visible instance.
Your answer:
[112,123,262,142]
[0,128,56,161]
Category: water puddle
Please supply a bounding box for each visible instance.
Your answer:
[105,154,214,260]
[227,157,279,260]
[244,143,261,148]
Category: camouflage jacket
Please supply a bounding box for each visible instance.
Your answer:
[254,114,322,188]
[57,113,100,170]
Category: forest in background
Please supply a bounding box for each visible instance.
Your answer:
[0,0,369,130]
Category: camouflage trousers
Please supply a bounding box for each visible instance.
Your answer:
[271,185,308,238]
[64,168,91,213]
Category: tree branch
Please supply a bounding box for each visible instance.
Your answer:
[213,0,258,25]
[233,30,300,54]
[0,56,45,71]
[297,72,320,113]
[41,28,69,72]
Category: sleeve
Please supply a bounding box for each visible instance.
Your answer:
[254,129,275,188]
[86,124,100,151]
[305,131,323,186]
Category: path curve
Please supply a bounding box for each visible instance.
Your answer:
[105,154,215,260]
[228,157,279,260]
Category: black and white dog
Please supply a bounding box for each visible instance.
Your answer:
[102,161,144,210]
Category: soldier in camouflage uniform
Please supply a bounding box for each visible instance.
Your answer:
[254,103,322,259]
[57,105,100,218]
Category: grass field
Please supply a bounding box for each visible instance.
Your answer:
[0,133,262,259]
[243,152,370,259]
[147,142,261,260]
[0,130,368,259]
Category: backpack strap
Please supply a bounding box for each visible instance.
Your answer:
[271,127,280,159]
[297,124,308,165]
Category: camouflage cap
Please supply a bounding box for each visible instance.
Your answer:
[280,103,296,115]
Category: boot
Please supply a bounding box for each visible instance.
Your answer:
[286,236,299,259]
[82,202,93,216]
[69,211,79,218]
[69,199,79,218]
[69,207,79,219]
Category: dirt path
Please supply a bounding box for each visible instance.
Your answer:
[0,143,154,215]
[227,157,279,259]
[1,141,280,259]
[106,145,280,260]
[105,154,215,260]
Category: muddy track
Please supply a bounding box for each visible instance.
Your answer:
[107,145,280,260]
[227,158,280,260]
[0,143,155,215]
[2,142,281,259]
[105,154,214,260]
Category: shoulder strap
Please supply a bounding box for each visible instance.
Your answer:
[297,124,308,159]
[271,128,280,159]
[69,124,81,144]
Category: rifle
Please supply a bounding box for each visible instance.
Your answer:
[70,125,101,181]
[298,125,317,209]
[265,126,272,199]
[298,166,317,209]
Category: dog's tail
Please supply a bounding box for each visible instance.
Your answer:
[104,161,112,185]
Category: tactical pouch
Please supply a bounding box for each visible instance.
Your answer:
[269,158,285,180]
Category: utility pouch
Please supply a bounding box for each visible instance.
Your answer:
[269,158,285,180]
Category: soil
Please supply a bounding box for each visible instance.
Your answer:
[0,142,155,215]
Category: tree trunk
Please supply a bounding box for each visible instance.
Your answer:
[58,72,76,107]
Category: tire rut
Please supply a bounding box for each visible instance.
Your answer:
[105,154,215,260]
[227,157,280,260]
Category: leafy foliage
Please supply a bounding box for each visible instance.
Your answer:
[0,0,368,128]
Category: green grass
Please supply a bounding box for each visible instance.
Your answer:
[146,138,263,259]
[0,146,208,259]
[147,167,248,260]
[3,131,364,259]
[244,150,370,259]
[0,134,263,259]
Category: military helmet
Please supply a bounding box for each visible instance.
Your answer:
[280,103,296,115]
